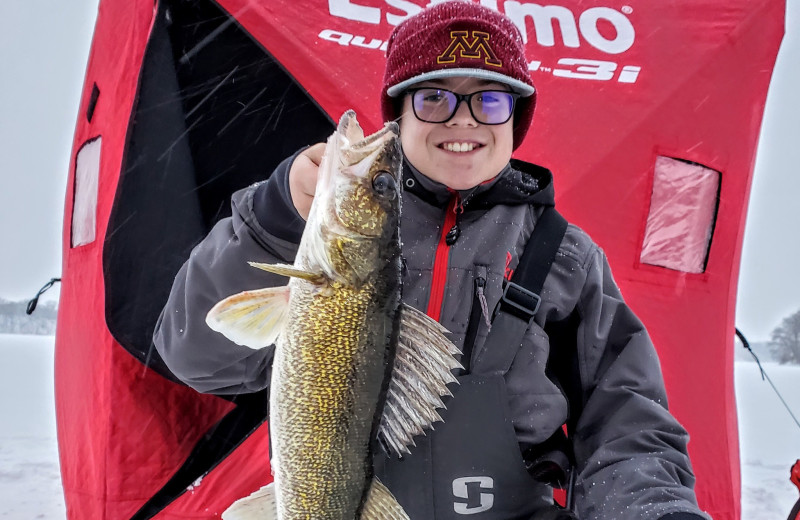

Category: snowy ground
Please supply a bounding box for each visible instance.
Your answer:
[1,333,798,519]
[737,361,800,519]
[0,334,64,519]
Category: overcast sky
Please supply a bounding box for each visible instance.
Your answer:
[1,0,798,341]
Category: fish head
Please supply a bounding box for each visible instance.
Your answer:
[334,114,402,238]
[303,111,402,284]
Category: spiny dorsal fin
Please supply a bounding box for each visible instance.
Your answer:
[206,286,289,349]
[378,304,462,457]
[222,482,277,520]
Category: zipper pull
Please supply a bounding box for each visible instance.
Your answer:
[445,194,463,246]
[445,224,460,245]
[475,277,492,329]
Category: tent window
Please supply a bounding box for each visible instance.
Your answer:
[640,156,720,273]
[71,137,102,248]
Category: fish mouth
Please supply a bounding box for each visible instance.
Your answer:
[353,123,398,151]
[338,110,399,152]
[337,110,363,144]
[336,113,401,191]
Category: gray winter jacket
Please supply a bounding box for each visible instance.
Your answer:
[154,151,709,520]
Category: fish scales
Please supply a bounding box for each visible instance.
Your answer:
[275,276,399,518]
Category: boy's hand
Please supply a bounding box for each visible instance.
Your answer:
[288,143,326,220]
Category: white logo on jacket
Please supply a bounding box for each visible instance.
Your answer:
[452,476,495,514]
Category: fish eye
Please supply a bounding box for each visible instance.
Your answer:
[372,171,397,199]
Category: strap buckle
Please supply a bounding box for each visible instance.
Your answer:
[499,280,541,320]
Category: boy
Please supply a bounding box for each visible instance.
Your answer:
[155,2,708,518]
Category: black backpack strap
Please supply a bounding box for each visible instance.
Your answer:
[473,207,568,376]
[505,207,569,321]
[529,308,583,494]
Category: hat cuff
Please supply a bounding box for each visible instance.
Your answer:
[386,68,535,97]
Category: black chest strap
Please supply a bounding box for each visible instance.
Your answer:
[501,206,568,320]
[468,207,568,376]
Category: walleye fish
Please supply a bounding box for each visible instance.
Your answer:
[206,111,461,520]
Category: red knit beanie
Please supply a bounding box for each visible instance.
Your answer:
[382,1,536,150]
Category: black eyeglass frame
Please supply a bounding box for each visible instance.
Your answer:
[405,87,521,125]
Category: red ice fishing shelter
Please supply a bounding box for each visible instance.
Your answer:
[56,0,785,518]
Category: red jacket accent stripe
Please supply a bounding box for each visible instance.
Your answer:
[426,194,459,322]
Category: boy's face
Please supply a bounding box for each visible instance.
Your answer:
[398,76,515,190]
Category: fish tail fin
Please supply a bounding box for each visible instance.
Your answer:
[361,477,409,520]
[221,482,278,520]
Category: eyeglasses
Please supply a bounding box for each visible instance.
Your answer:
[407,88,520,125]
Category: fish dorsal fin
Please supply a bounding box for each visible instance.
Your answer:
[361,477,409,520]
[221,482,278,520]
[206,286,289,349]
[379,304,462,457]
[248,262,325,283]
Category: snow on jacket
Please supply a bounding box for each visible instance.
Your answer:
[153,149,709,520]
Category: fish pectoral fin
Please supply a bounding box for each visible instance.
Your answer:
[221,482,278,520]
[205,286,289,349]
[248,261,325,283]
[361,477,409,520]
[378,304,463,457]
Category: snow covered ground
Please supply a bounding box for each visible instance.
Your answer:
[1,333,798,519]
[0,334,64,519]
[737,361,800,519]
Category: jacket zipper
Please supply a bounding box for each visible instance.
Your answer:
[425,193,462,322]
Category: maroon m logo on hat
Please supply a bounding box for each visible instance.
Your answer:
[437,30,502,67]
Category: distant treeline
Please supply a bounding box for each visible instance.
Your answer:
[0,298,57,335]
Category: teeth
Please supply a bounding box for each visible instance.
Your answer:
[443,142,477,153]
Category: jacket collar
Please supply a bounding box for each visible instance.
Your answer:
[402,156,555,210]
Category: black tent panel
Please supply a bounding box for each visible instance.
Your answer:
[103,0,335,380]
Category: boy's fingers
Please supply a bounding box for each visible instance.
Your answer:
[289,143,326,220]
[303,143,326,166]
[295,156,319,196]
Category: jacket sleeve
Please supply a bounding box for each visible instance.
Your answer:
[567,245,709,520]
[153,150,306,395]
